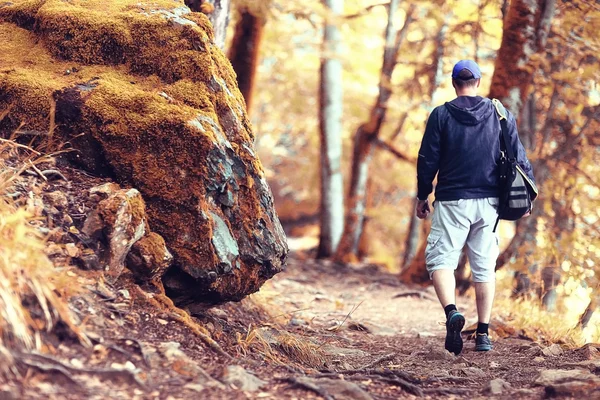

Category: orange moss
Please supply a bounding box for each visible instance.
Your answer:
[0,0,287,304]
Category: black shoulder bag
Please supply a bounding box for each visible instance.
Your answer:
[492,99,538,232]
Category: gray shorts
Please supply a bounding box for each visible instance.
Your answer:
[425,198,500,283]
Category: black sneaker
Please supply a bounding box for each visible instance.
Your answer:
[445,310,465,355]
[475,333,493,351]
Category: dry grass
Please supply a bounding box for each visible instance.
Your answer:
[0,139,88,377]
[234,295,327,369]
[494,295,594,347]
[236,324,326,369]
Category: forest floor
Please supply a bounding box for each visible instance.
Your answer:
[3,245,600,399]
[2,157,599,400]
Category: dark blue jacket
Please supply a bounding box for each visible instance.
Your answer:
[417,96,535,201]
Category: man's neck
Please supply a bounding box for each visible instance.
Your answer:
[456,89,478,97]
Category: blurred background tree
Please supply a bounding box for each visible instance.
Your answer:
[224,0,599,338]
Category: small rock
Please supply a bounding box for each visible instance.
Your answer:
[209,308,228,319]
[158,342,186,362]
[542,343,564,357]
[184,383,205,392]
[489,361,500,368]
[222,365,266,392]
[44,191,69,210]
[45,243,63,257]
[294,377,373,400]
[580,344,600,360]
[423,346,456,361]
[416,331,436,338]
[157,318,169,325]
[75,249,102,270]
[63,214,73,225]
[65,243,80,258]
[535,368,600,386]
[561,359,600,373]
[347,321,397,336]
[289,318,307,326]
[126,232,172,281]
[454,366,486,378]
[485,378,511,395]
[534,356,545,363]
[70,358,84,368]
[526,345,543,356]
[0,386,18,400]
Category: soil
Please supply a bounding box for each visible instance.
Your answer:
[1,161,598,400]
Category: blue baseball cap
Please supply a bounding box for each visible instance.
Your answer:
[452,59,481,79]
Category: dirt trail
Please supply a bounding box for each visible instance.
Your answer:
[3,248,599,399]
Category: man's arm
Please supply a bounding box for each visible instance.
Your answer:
[417,107,442,201]
[506,110,535,184]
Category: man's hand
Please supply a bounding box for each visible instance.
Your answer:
[416,199,430,219]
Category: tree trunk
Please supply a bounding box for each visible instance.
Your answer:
[490,0,556,271]
[334,1,413,262]
[185,0,231,49]
[578,286,599,329]
[400,15,448,273]
[401,208,420,268]
[316,0,345,258]
[489,0,556,116]
[398,219,431,285]
[228,7,266,113]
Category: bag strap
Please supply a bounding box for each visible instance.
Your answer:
[492,98,515,161]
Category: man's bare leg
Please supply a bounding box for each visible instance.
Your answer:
[474,281,495,351]
[432,269,456,307]
[433,269,465,355]
[475,281,495,324]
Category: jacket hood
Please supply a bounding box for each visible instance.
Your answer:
[444,97,494,126]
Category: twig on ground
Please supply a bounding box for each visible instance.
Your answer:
[377,376,423,397]
[313,370,423,397]
[328,300,364,333]
[285,377,335,400]
[424,375,475,384]
[359,353,396,370]
[392,291,438,302]
[18,358,79,385]
[422,387,472,395]
[41,169,68,181]
[15,351,147,388]
[0,138,41,155]
[113,337,151,368]
[28,161,47,181]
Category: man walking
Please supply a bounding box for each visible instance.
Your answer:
[416,60,535,355]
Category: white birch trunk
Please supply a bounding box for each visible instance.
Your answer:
[317,0,344,258]
[206,0,231,50]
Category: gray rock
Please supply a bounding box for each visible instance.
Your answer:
[44,191,69,210]
[423,346,456,361]
[541,343,564,357]
[293,377,373,400]
[535,369,600,386]
[485,378,511,395]
[222,365,266,392]
[453,366,486,378]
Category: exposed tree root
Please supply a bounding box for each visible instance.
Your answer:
[134,285,232,360]
[285,377,335,400]
[15,351,147,388]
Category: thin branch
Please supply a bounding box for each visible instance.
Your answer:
[375,139,415,163]
[388,112,408,142]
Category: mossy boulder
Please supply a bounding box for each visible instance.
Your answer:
[0,0,287,305]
